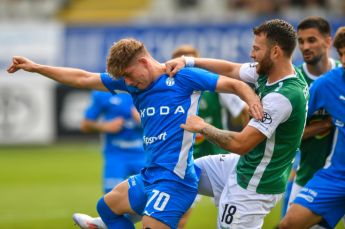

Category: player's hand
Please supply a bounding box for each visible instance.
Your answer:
[7,56,37,73]
[248,96,263,121]
[180,115,207,133]
[103,117,125,133]
[165,57,186,77]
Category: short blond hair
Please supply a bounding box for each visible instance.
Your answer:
[171,45,200,58]
[106,38,147,78]
[334,27,345,50]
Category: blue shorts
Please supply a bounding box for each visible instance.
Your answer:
[293,169,345,229]
[127,174,198,229]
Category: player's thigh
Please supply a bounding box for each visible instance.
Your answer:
[280,203,322,229]
[104,179,135,215]
[142,215,170,229]
[292,170,345,228]
[195,154,239,205]
[217,174,282,229]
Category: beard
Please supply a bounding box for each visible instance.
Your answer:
[256,52,273,75]
[304,53,322,65]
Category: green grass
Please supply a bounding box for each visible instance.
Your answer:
[0,142,344,229]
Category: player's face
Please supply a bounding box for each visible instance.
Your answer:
[251,34,273,75]
[123,62,151,90]
[338,46,345,67]
[297,28,331,65]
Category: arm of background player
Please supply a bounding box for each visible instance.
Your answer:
[131,107,141,125]
[302,117,333,140]
[216,75,263,120]
[180,115,265,155]
[7,56,106,91]
[166,57,243,80]
[80,118,125,134]
[219,93,250,127]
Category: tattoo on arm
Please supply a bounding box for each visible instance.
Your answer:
[201,125,236,150]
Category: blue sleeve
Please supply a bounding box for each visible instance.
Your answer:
[176,67,219,92]
[100,73,128,94]
[84,91,104,120]
[308,77,327,117]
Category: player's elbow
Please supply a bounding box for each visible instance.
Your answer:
[230,142,251,155]
[80,121,92,133]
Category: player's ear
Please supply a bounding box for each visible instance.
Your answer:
[138,57,148,65]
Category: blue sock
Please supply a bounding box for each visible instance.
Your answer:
[97,197,135,229]
[281,180,293,218]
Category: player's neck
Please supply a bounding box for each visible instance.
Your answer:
[306,56,331,77]
[267,60,295,84]
[151,62,166,80]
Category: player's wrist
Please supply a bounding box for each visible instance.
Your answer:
[183,56,195,67]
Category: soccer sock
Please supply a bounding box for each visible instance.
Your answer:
[97,197,135,229]
[281,180,293,218]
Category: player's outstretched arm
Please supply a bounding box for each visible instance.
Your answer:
[7,56,107,91]
[181,115,265,155]
[165,57,242,80]
[216,75,263,120]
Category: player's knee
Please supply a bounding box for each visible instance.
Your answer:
[278,216,293,229]
[97,196,119,221]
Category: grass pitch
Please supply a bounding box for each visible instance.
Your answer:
[0,142,343,229]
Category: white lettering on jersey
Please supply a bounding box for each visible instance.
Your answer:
[140,106,185,118]
[143,132,168,145]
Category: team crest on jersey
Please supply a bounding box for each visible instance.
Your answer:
[261,112,272,124]
[166,77,175,86]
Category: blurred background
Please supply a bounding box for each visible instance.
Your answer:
[0,0,344,228]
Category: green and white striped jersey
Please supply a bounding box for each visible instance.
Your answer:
[236,63,308,194]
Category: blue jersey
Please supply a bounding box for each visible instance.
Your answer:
[101,68,218,189]
[308,67,345,176]
[84,91,144,155]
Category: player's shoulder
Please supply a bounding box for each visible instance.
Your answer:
[177,67,210,76]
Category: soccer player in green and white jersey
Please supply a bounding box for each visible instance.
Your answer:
[166,19,308,229]
[286,17,342,217]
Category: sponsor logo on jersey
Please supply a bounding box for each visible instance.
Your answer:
[140,106,185,118]
[143,132,167,145]
[166,77,175,86]
[261,112,272,124]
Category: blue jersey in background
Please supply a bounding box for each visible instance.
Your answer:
[84,91,146,192]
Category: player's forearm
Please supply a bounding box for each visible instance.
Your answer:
[33,64,95,88]
[201,124,247,155]
[80,121,103,133]
[302,121,333,140]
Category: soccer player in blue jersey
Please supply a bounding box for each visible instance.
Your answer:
[73,91,146,228]
[279,26,345,229]
[81,91,145,194]
[7,38,262,229]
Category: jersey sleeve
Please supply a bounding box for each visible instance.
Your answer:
[176,67,219,93]
[218,93,246,117]
[308,77,326,118]
[239,63,259,84]
[100,73,128,94]
[84,91,103,121]
[248,93,292,138]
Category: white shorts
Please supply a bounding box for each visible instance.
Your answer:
[195,154,283,229]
